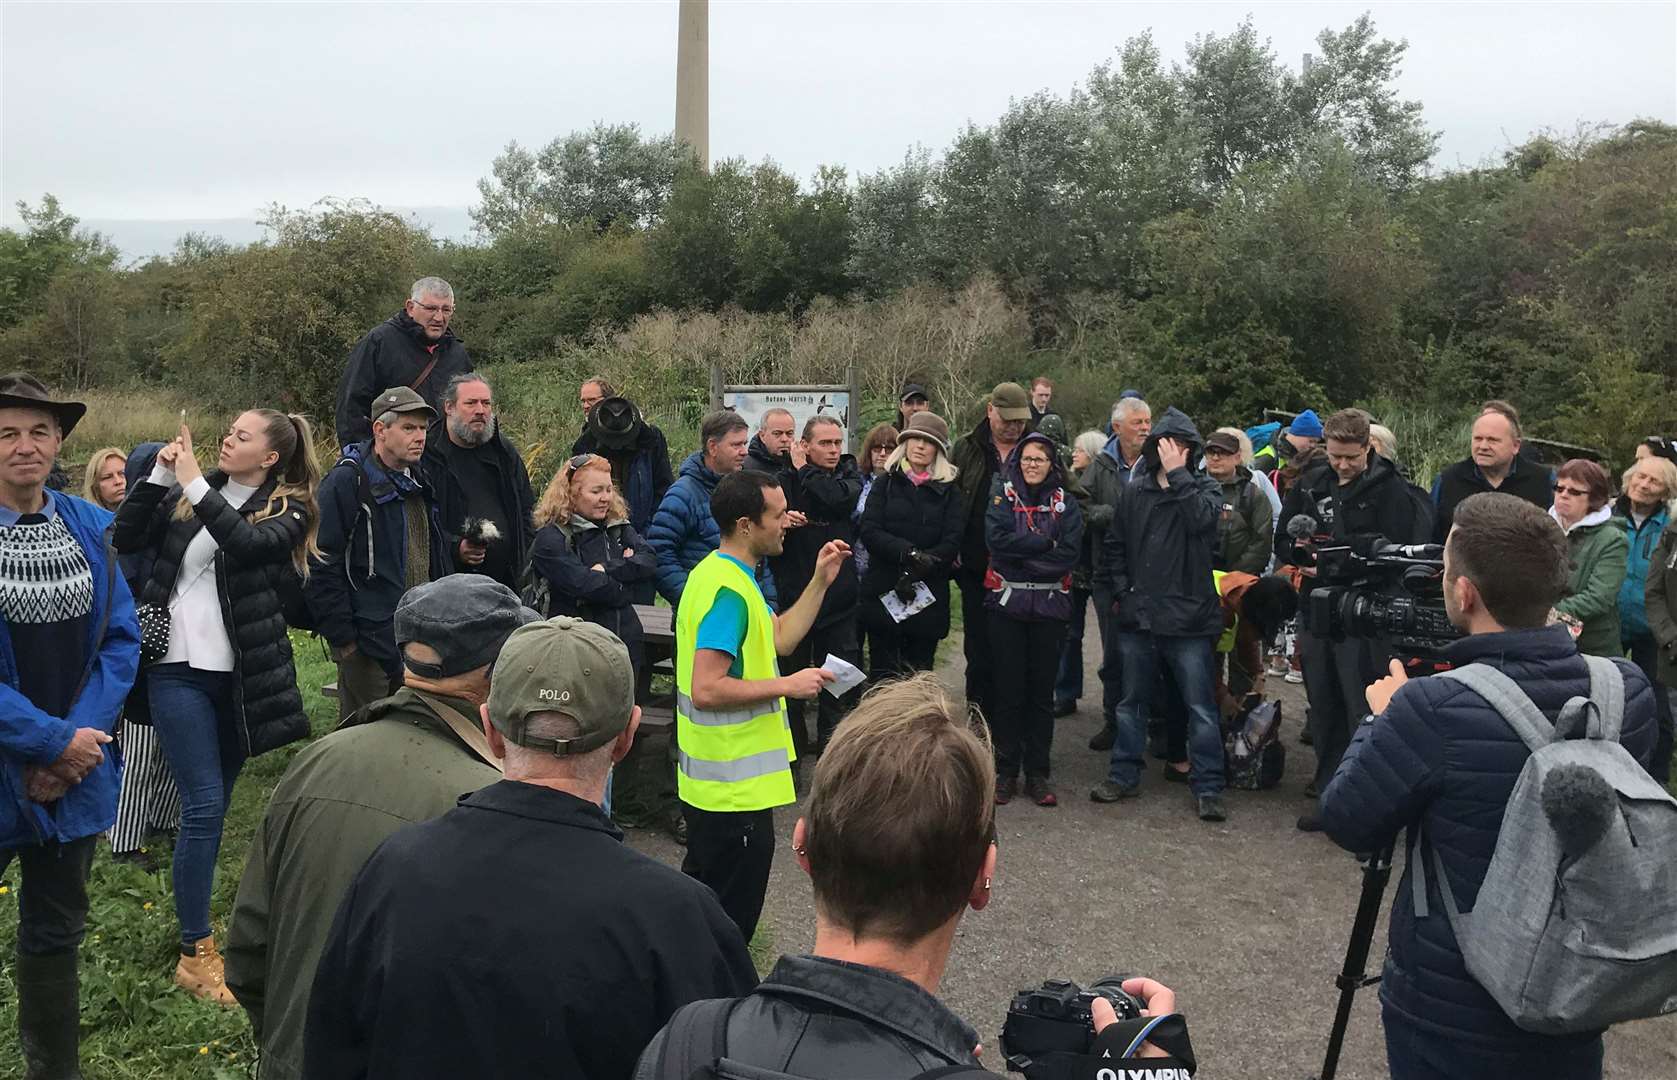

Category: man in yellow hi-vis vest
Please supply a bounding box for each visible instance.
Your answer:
[676,469,851,941]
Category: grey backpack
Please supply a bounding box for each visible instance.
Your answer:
[1415,656,1677,1033]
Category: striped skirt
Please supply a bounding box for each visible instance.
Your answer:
[109,719,182,854]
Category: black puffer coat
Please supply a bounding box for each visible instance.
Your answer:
[113,473,311,756]
[858,464,964,638]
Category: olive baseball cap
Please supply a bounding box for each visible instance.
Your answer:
[989,382,1030,421]
[487,617,635,756]
[370,385,437,422]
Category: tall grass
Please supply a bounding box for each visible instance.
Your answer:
[1362,396,1474,489]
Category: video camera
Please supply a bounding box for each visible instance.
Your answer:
[1287,515,1460,668]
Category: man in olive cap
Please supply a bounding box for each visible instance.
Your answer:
[226,574,535,1080]
[306,617,757,1080]
[307,385,450,720]
[950,382,1031,719]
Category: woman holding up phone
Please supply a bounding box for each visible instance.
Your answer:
[113,410,321,1004]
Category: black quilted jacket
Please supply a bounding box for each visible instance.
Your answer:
[113,473,311,756]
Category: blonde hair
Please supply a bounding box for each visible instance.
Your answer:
[82,446,127,509]
[174,411,322,574]
[883,440,958,484]
[1622,456,1677,515]
[805,674,995,945]
[533,454,629,529]
[1369,423,1398,462]
[1215,426,1256,467]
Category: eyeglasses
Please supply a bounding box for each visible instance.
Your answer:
[1554,485,1591,498]
[1020,456,1052,467]
[411,301,455,317]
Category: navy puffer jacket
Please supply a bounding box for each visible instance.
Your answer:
[646,452,777,610]
[1320,625,1656,1054]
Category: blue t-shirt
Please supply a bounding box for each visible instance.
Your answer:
[694,554,769,679]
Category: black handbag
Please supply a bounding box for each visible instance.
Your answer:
[135,555,215,666]
[134,601,171,665]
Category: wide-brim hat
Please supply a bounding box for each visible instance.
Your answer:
[899,412,950,456]
[0,372,86,438]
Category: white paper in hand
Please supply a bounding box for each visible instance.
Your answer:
[879,581,936,624]
[820,653,867,698]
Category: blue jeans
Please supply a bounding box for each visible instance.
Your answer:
[1383,1006,1601,1080]
[1054,587,1091,705]
[1107,632,1224,796]
[148,664,246,947]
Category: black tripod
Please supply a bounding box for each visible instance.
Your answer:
[1310,840,1398,1080]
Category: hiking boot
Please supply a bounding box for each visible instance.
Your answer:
[1089,780,1139,803]
[1162,763,1191,784]
[667,808,688,847]
[17,950,82,1080]
[1025,776,1058,807]
[1053,699,1077,718]
[1296,812,1324,833]
[175,936,237,1006]
[1197,795,1228,822]
[995,776,1018,805]
[1087,725,1115,752]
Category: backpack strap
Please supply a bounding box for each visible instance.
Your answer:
[1434,662,1553,753]
[654,997,737,1080]
[1412,662,1553,923]
[1554,655,1625,743]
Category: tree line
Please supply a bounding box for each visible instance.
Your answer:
[1,13,1673,469]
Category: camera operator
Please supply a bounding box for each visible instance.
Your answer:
[1275,409,1431,832]
[634,674,1181,1078]
[1320,493,1657,1080]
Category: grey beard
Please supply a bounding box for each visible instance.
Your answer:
[449,415,496,448]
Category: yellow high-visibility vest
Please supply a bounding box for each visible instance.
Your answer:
[674,552,796,812]
[1214,569,1238,654]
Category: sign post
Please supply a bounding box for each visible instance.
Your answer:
[711,362,860,451]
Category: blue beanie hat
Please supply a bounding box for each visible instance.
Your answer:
[1119,389,1144,400]
[1290,409,1324,439]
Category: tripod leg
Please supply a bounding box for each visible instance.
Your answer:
[1311,843,1396,1080]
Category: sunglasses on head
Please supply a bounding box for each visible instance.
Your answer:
[566,453,599,472]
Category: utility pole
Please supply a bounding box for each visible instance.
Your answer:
[675,0,709,170]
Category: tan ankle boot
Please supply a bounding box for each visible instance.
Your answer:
[175,936,237,1006]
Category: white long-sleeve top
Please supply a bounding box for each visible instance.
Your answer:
[149,461,258,672]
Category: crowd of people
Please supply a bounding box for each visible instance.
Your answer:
[2,275,1672,1080]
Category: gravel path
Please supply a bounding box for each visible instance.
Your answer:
[626,615,1677,1078]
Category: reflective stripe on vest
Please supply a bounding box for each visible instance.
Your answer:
[675,691,782,728]
[1213,570,1237,654]
[678,746,792,783]
[674,551,796,812]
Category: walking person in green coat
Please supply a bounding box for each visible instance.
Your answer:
[1548,459,1628,656]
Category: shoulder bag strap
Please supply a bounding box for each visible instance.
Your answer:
[409,351,441,392]
[413,690,503,773]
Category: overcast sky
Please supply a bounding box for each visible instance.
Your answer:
[3,0,1674,229]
